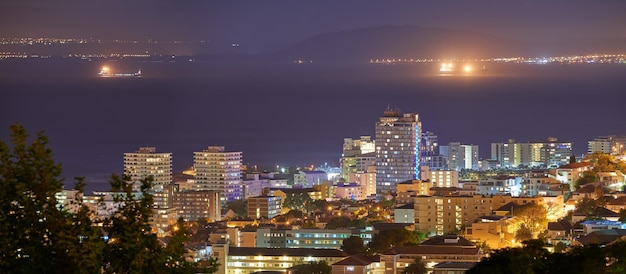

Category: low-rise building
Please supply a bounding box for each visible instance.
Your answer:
[607,196,626,213]
[247,195,281,219]
[171,190,221,222]
[212,245,348,274]
[476,176,522,197]
[336,182,364,200]
[293,170,327,188]
[414,195,544,235]
[546,219,573,244]
[432,262,477,274]
[256,227,375,249]
[421,166,459,188]
[464,215,516,249]
[380,235,485,274]
[394,204,415,224]
[331,255,385,274]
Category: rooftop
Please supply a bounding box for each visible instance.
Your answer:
[229,247,348,257]
[333,255,380,266]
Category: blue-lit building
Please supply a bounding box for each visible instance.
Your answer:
[375,108,422,196]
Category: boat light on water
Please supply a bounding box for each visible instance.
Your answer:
[98,66,142,77]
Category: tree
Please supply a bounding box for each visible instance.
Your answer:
[476,241,492,254]
[511,202,546,233]
[467,241,549,274]
[0,124,92,272]
[619,209,626,222]
[283,192,314,213]
[326,216,352,229]
[368,229,421,253]
[312,199,332,212]
[0,125,211,273]
[514,223,533,243]
[102,174,165,273]
[575,197,599,217]
[290,260,331,274]
[225,199,247,217]
[162,218,196,273]
[554,241,567,253]
[575,171,597,189]
[402,257,427,274]
[341,236,367,255]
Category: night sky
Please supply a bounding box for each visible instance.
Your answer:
[2,1,626,53]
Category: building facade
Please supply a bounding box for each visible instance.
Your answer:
[491,138,572,168]
[247,195,281,219]
[194,146,242,202]
[375,108,422,195]
[293,170,327,188]
[213,245,348,274]
[341,136,376,180]
[413,195,544,235]
[439,142,479,171]
[420,166,459,188]
[124,147,172,192]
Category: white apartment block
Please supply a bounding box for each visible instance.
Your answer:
[124,147,172,192]
[194,146,242,202]
[420,166,459,188]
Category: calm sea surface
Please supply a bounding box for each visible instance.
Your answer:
[1,59,626,191]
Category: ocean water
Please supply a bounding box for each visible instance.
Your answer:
[2,59,626,192]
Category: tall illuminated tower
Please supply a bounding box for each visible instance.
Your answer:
[193,146,242,202]
[123,147,172,192]
[375,108,422,195]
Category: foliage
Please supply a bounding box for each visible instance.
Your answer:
[476,241,492,254]
[468,240,626,274]
[467,240,549,274]
[225,199,247,217]
[312,199,332,212]
[514,223,533,243]
[619,209,626,222]
[283,192,314,213]
[368,229,422,253]
[0,125,217,273]
[0,124,87,272]
[511,203,546,227]
[587,152,626,173]
[341,236,367,255]
[575,171,597,189]
[162,218,196,273]
[325,216,368,229]
[290,260,331,274]
[284,209,304,219]
[554,241,567,253]
[325,216,352,229]
[402,257,427,274]
[103,174,165,273]
[301,220,317,228]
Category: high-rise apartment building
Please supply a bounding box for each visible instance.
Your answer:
[491,138,572,168]
[421,131,447,170]
[375,108,422,195]
[340,136,375,180]
[440,142,479,171]
[193,146,242,202]
[123,147,172,192]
